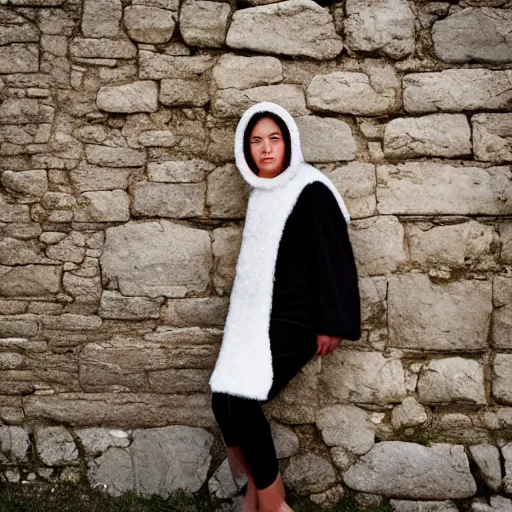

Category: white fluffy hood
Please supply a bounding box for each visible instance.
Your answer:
[234,101,304,190]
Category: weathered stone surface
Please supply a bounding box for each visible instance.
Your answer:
[391,397,428,429]
[101,221,212,298]
[391,500,459,512]
[207,164,250,218]
[1,170,48,201]
[0,265,61,297]
[212,224,243,296]
[159,78,209,107]
[147,160,213,183]
[492,354,512,405]
[502,443,512,494]
[123,6,176,44]
[502,223,512,266]
[383,114,471,158]
[283,453,336,494]
[0,44,38,74]
[35,426,78,466]
[45,232,85,263]
[358,276,387,328]
[468,444,501,492]
[74,190,130,223]
[388,274,492,351]
[148,368,210,393]
[317,405,375,455]
[493,276,512,349]
[344,442,476,499]
[0,10,39,45]
[0,98,53,125]
[432,8,512,64]
[85,145,145,167]
[213,84,309,119]
[226,0,342,60]
[0,194,30,223]
[307,67,400,116]
[406,221,498,270]
[349,216,407,275]
[132,182,205,218]
[87,447,133,496]
[180,0,231,48]
[70,38,137,59]
[417,357,486,406]
[472,113,512,163]
[271,422,299,459]
[75,428,130,457]
[344,0,415,59]
[70,163,131,192]
[82,0,122,37]
[403,69,512,114]
[97,81,158,113]
[0,426,30,462]
[161,297,228,327]
[41,314,102,331]
[208,458,245,499]
[0,318,37,338]
[24,393,214,428]
[295,116,356,162]
[213,54,283,90]
[138,131,175,148]
[324,163,376,219]
[320,350,407,404]
[377,163,512,215]
[99,291,164,319]
[139,51,214,80]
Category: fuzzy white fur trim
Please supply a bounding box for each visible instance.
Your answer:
[209,102,351,400]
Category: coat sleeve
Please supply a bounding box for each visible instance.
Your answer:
[303,182,361,340]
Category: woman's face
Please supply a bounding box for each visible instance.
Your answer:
[249,117,286,177]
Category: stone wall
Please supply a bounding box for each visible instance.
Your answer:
[0,0,511,509]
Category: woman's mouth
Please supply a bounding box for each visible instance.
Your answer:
[261,158,273,163]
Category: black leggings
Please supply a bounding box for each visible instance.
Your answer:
[211,322,317,490]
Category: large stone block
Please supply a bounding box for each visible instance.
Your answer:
[206,164,250,218]
[0,265,61,297]
[406,220,498,270]
[123,6,176,44]
[388,274,492,351]
[493,354,512,405]
[383,114,471,158]
[159,78,209,107]
[417,357,486,406]
[226,0,342,60]
[69,163,131,192]
[1,170,48,201]
[349,216,407,275]
[0,98,53,124]
[0,10,39,45]
[432,8,512,64]
[493,276,512,349]
[82,0,122,38]
[0,44,38,74]
[161,297,228,327]
[320,349,407,404]
[0,194,30,223]
[212,224,243,296]
[74,190,130,223]
[344,442,476,499]
[70,38,137,59]
[99,291,164,320]
[283,453,336,494]
[472,113,512,164]
[344,0,415,59]
[307,69,400,116]
[139,51,214,80]
[97,81,158,113]
[502,222,512,265]
[147,160,213,183]
[132,182,205,218]
[359,276,387,328]
[180,0,231,48]
[295,116,356,162]
[24,393,214,428]
[35,426,78,467]
[468,444,502,492]
[213,54,283,90]
[324,163,376,219]
[403,69,512,114]
[377,163,512,215]
[148,368,211,394]
[212,84,309,119]
[100,221,212,298]
[85,145,145,167]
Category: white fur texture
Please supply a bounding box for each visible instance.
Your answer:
[209,102,351,400]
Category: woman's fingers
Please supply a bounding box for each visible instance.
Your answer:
[316,335,343,356]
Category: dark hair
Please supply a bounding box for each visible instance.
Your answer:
[243,111,292,176]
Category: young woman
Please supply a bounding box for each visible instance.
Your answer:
[209,102,361,512]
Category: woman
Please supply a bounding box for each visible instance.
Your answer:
[209,102,361,512]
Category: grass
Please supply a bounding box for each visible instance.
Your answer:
[0,481,395,512]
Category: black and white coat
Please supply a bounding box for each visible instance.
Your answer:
[209,101,351,401]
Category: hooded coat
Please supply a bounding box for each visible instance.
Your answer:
[209,101,360,401]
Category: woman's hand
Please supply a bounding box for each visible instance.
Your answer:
[316,334,342,356]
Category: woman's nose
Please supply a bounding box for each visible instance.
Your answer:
[262,139,270,153]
